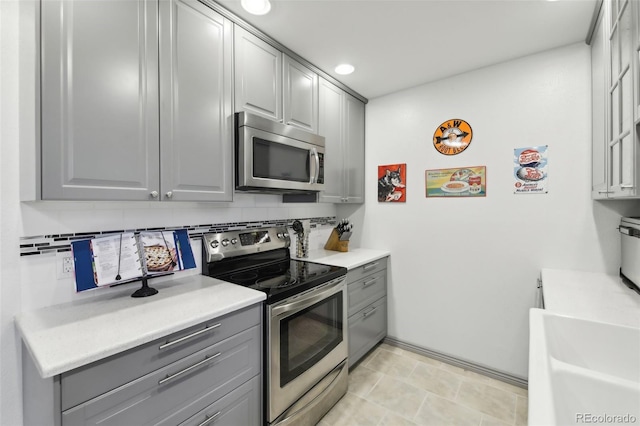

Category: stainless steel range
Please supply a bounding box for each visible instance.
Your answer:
[202,226,348,425]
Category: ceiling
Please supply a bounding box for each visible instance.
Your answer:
[216,0,598,100]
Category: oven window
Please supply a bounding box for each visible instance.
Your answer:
[253,137,310,182]
[279,292,343,387]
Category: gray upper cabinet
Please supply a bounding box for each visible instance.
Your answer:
[592,0,640,199]
[283,55,319,132]
[41,0,233,202]
[234,27,320,133]
[159,0,233,202]
[607,0,635,197]
[592,3,607,199]
[41,0,160,201]
[234,26,283,122]
[318,78,365,203]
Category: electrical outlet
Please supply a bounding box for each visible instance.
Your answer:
[57,252,75,279]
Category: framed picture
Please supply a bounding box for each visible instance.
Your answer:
[425,166,486,197]
[377,163,406,202]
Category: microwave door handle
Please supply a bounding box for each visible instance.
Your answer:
[309,148,318,184]
[313,148,320,184]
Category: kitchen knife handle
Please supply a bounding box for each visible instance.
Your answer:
[159,323,221,350]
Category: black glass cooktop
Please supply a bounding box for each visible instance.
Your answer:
[203,248,347,304]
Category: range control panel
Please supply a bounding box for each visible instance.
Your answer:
[203,226,290,262]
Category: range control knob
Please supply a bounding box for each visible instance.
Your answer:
[277,233,284,239]
[221,239,230,247]
[283,232,289,238]
[230,238,238,245]
[210,240,219,249]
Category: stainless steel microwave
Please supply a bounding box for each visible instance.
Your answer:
[235,112,325,193]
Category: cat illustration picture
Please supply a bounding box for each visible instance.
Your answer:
[377,164,406,202]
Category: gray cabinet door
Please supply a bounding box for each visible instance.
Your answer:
[348,297,387,368]
[318,78,366,203]
[41,0,160,201]
[607,0,636,197]
[159,0,233,202]
[344,94,365,203]
[234,26,282,122]
[591,4,608,199]
[283,55,318,133]
[318,78,345,203]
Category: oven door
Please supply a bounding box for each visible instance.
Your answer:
[237,125,324,192]
[267,277,347,423]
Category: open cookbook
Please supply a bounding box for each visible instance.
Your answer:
[71,229,196,292]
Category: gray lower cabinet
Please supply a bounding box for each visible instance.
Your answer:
[41,0,233,201]
[318,78,365,204]
[347,258,388,367]
[25,304,262,426]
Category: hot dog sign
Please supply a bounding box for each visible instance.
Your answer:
[514,146,548,194]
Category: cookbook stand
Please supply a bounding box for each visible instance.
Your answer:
[131,274,158,298]
[324,229,349,252]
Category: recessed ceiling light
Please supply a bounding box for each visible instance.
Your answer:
[241,0,271,15]
[335,64,355,75]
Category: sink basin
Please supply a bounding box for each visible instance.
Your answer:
[529,309,640,425]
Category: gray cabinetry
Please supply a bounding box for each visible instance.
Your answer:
[591,0,640,199]
[347,258,388,367]
[592,3,608,199]
[283,54,319,132]
[318,78,366,204]
[234,26,283,122]
[159,0,233,202]
[41,0,160,201]
[25,304,262,426]
[234,27,320,133]
[41,0,233,202]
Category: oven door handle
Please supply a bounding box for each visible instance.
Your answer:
[271,277,345,317]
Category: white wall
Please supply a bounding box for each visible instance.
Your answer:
[339,42,640,379]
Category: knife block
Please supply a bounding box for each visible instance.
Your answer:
[324,229,349,252]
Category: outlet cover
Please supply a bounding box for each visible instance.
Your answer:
[57,252,75,279]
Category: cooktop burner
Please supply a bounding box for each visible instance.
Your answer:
[202,227,347,304]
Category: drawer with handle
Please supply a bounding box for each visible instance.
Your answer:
[62,325,260,426]
[348,269,386,315]
[348,297,387,368]
[177,376,260,426]
[61,304,261,411]
[346,257,387,284]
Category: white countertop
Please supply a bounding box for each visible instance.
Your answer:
[541,268,640,328]
[294,248,390,270]
[15,275,265,378]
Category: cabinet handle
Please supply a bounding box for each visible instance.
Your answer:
[363,307,377,318]
[197,411,221,426]
[363,262,379,271]
[597,190,612,194]
[150,191,159,198]
[159,323,221,350]
[165,191,173,199]
[158,352,221,385]
[362,278,377,287]
[620,184,634,189]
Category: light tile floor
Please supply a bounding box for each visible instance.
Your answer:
[319,343,528,426]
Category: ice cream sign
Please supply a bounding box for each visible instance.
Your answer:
[514,146,548,194]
